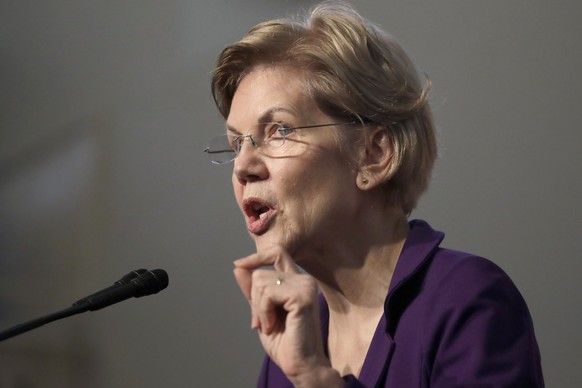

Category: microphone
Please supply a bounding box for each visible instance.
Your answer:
[74,269,168,311]
[0,268,169,342]
[72,268,148,306]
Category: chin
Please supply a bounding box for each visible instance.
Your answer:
[253,230,300,255]
[252,233,280,253]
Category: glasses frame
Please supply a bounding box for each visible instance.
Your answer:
[204,121,356,164]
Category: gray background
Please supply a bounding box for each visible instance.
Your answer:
[1,0,580,387]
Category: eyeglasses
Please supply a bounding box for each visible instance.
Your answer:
[204,122,355,164]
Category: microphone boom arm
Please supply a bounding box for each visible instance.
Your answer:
[0,268,168,343]
[0,303,89,342]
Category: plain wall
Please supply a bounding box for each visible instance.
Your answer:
[1,1,580,386]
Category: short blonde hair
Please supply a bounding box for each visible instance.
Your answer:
[212,1,437,213]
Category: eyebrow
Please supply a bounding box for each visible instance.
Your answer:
[225,107,296,135]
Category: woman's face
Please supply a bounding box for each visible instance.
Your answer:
[227,66,362,258]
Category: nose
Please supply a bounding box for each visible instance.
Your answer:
[233,136,269,185]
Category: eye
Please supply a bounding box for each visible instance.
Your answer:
[227,134,242,151]
[270,123,295,139]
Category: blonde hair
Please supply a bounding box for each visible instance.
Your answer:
[212,1,437,213]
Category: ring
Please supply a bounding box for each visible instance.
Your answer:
[276,277,283,286]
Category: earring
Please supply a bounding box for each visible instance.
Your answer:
[362,178,369,184]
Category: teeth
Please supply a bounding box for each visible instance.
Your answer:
[259,212,267,220]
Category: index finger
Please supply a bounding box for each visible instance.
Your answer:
[233,246,300,274]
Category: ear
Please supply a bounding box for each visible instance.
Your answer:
[356,126,395,190]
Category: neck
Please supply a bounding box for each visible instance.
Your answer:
[299,207,409,317]
[305,207,408,378]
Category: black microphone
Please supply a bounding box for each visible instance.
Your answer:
[0,268,169,342]
[72,268,148,307]
[75,269,169,311]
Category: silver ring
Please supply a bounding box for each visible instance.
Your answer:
[276,277,283,286]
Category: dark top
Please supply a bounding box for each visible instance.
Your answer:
[257,220,544,387]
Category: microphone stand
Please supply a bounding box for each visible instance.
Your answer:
[0,268,168,343]
[0,304,89,342]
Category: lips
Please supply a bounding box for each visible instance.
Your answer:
[242,197,276,235]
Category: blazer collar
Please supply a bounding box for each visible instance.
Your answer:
[318,220,444,384]
[388,219,444,296]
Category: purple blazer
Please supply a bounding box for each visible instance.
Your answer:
[257,220,544,387]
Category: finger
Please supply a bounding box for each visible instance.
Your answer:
[246,268,287,331]
[233,267,260,329]
[233,267,252,302]
[234,246,301,274]
[257,283,289,335]
[252,270,311,334]
[250,269,283,333]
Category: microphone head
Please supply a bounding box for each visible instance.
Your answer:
[131,269,169,297]
[115,268,148,286]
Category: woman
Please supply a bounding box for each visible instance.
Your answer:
[206,2,543,387]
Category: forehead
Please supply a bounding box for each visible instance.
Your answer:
[227,66,318,127]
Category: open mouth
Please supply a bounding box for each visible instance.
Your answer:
[243,197,275,234]
[243,198,271,219]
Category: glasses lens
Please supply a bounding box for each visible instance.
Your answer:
[206,134,237,164]
[265,124,287,150]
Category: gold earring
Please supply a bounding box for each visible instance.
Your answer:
[362,178,369,184]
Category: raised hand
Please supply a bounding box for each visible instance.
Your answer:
[233,246,343,387]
